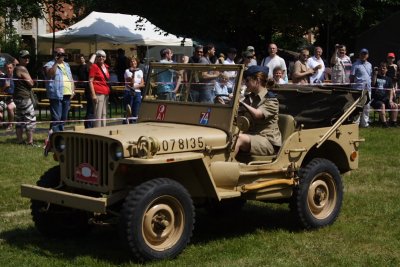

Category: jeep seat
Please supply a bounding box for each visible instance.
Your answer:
[236,114,296,163]
[278,114,296,142]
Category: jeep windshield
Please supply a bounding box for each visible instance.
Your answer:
[139,63,245,133]
[139,62,365,131]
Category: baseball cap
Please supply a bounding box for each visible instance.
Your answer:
[246,46,255,52]
[96,50,106,57]
[387,52,395,58]
[242,51,253,58]
[19,50,30,58]
[359,48,369,54]
[244,65,269,78]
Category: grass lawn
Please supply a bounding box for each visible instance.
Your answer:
[0,126,399,267]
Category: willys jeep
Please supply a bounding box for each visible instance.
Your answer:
[21,63,365,261]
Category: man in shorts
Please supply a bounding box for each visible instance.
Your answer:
[13,50,36,145]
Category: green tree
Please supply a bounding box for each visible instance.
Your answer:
[87,0,400,55]
[0,0,42,54]
[0,0,88,53]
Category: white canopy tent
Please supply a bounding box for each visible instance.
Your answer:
[38,11,193,61]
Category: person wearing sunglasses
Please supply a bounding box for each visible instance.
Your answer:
[44,47,74,133]
[292,48,316,84]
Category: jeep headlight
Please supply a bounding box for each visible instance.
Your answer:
[54,136,66,152]
[110,142,123,160]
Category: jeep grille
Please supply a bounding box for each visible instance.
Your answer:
[64,136,109,188]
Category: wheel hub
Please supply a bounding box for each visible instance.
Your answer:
[307,173,336,219]
[152,214,170,230]
[142,196,185,251]
[314,187,327,204]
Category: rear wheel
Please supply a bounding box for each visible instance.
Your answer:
[119,178,195,261]
[31,166,92,237]
[290,158,343,229]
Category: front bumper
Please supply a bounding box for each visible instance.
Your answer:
[21,184,126,214]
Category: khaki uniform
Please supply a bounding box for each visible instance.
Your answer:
[241,88,282,155]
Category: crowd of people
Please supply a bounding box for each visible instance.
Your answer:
[1,42,399,149]
[170,42,400,128]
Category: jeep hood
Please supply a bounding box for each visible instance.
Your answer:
[74,122,228,155]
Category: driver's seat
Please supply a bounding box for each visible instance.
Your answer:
[235,114,296,163]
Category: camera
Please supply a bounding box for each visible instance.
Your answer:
[54,51,67,59]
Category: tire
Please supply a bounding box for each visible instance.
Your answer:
[31,166,92,237]
[290,158,343,229]
[119,178,195,261]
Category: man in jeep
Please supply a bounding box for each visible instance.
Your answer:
[234,65,282,157]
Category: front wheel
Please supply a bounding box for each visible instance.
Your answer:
[290,158,343,229]
[119,178,195,261]
[31,166,92,237]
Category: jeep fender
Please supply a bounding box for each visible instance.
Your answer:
[119,153,220,201]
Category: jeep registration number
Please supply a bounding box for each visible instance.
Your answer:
[158,137,205,152]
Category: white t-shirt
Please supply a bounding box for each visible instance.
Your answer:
[124,68,144,92]
[223,58,236,89]
[275,78,286,84]
[307,56,325,84]
[261,55,287,80]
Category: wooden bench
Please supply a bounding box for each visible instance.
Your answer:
[110,86,126,117]
[33,88,87,120]
[36,100,84,119]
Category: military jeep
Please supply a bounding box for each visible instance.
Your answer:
[21,63,365,261]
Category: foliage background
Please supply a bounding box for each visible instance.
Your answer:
[2,0,400,56]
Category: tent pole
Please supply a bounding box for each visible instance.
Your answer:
[146,46,149,63]
[35,18,38,62]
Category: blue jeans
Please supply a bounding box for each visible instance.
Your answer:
[49,95,71,132]
[123,90,142,123]
[190,87,213,103]
[84,87,94,128]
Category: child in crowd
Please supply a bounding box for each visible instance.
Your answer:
[273,66,286,84]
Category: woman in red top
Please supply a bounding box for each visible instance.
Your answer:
[89,50,110,127]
